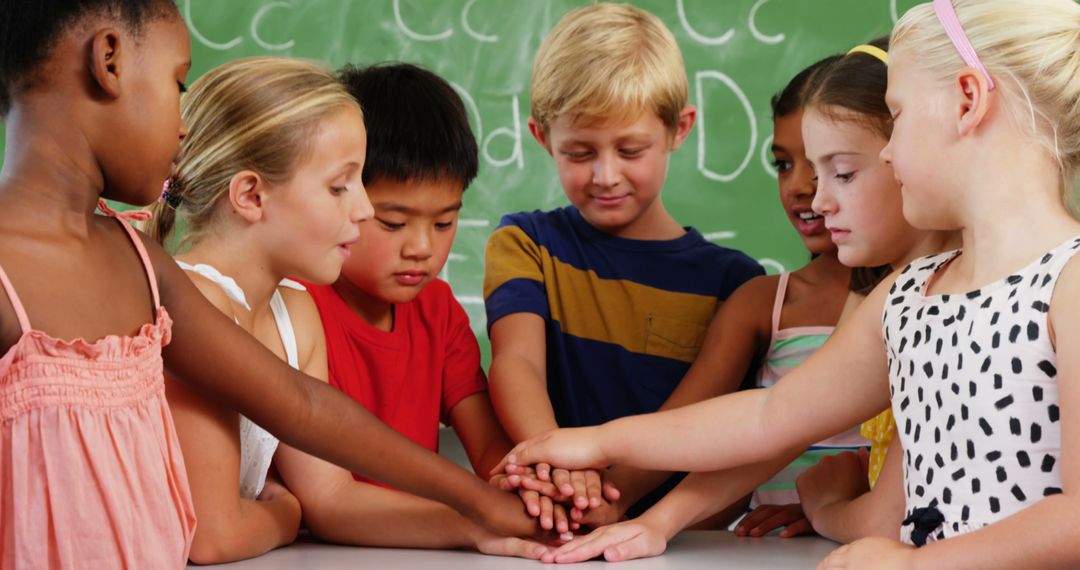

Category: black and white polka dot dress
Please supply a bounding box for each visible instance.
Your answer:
[883,235,1080,546]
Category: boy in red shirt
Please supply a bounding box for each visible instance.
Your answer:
[275,63,544,556]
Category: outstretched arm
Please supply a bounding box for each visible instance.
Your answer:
[540,454,801,563]
[500,273,896,475]
[147,240,538,539]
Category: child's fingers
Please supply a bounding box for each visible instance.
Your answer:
[477,536,552,560]
[519,476,562,498]
[553,503,571,535]
[539,495,555,530]
[602,479,621,502]
[778,518,814,538]
[549,528,615,563]
[569,470,589,510]
[748,509,804,537]
[536,462,552,482]
[570,506,584,522]
[552,524,658,564]
[520,489,542,517]
[552,468,574,498]
[584,469,604,508]
[489,473,516,491]
[735,505,778,536]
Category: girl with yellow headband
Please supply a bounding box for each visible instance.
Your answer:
[791,36,957,544]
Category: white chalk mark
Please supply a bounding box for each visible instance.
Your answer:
[676,0,735,45]
[462,0,498,43]
[251,2,295,51]
[393,0,453,41]
[749,0,785,44]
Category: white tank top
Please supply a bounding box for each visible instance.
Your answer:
[177,261,304,499]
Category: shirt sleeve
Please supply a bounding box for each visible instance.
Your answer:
[483,221,550,329]
[718,252,767,300]
[440,290,488,424]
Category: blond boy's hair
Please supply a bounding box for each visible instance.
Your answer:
[530,2,688,133]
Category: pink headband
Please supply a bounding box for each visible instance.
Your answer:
[933,0,995,90]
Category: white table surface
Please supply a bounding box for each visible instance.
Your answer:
[201,531,838,569]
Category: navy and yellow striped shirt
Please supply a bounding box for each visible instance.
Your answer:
[484,206,763,429]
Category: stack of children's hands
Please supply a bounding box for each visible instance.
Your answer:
[491,462,622,543]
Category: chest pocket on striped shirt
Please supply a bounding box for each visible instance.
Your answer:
[644,313,708,363]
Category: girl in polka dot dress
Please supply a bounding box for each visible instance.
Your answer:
[499,1,1080,567]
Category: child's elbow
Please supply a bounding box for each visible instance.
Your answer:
[187,534,240,566]
[186,517,266,565]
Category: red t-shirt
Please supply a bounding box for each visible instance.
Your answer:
[305,279,487,483]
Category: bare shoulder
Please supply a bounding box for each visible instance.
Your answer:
[179,268,238,318]
[1048,250,1080,337]
[723,273,781,314]
[852,269,902,327]
[278,285,326,370]
[131,227,234,317]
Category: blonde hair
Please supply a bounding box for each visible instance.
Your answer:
[530,2,688,133]
[147,56,361,249]
[892,0,1080,195]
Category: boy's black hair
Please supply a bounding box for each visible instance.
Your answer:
[770,54,844,120]
[337,62,478,190]
[0,0,179,115]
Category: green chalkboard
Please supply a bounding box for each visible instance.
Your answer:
[0,0,931,362]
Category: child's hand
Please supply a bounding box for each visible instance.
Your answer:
[796,449,870,527]
[467,525,554,560]
[478,484,553,541]
[533,493,573,539]
[540,518,668,564]
[817,537,914,570]
[543,468,620,512]
[734,503,813,538]
[493,427,607,476]
[572,496,624,530]
[570,471,627,530]
[492,464,563,499]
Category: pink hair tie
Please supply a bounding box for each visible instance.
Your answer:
[160,178,182,209]
[933,0,995,90]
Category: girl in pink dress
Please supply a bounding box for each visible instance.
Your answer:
[0,2,545,567]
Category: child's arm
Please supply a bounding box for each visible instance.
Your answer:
[500,274,896,475]
[449,393,513,482]
[487,312,605,511]
[541,455,803,563]
[584,278,773,525]
[822,260,1080,570]
[275,443,545,557]
[166,277,299,565]
[441,294,515,478]
[166,371,300,564]
[146,241,538,539]
[797,444,904,543]
[488,312,558,441]
[270,295,548,559]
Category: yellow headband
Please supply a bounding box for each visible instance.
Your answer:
[847,44,889,65]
